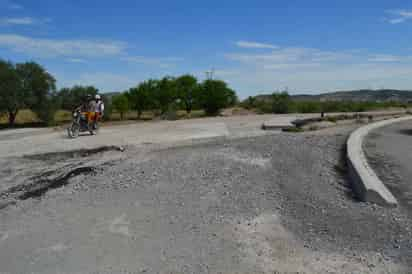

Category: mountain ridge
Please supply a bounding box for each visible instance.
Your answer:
[254,89,412,102]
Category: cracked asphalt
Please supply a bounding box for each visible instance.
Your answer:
[0,116,411,273]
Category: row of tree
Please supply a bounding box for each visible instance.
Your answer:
[0,60,238,126]
[242,92,409,114]
[112,75,238,119]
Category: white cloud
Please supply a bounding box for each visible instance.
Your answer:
[3,0,23,9]
[226,47,354,65]
[263,63,322,70]
[367,54,407,62]
[0,17,34,25]
[122,56,183,68]
[66,58,87,63]
[0,34,127,58]
[69,72,139,92]
[9,3,22,9]
[0,17,52,26]
[213,69,241,77]
[223,63,412,98]
[389,18,406,24]
[386,10,412,24]
[224,45,412,97]
[399,10,412,17]
[235,40,278,49]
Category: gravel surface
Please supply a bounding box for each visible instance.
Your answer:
[0,125,411,273]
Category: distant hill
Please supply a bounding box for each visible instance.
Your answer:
[254,89,412,102]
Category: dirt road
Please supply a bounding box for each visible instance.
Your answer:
[0,111,404,157]
[0,114,296,157]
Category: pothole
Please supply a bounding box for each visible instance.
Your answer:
[398,129,412,136]
[0,146,126,209]
[0,165,97,209]
[18,166,96,200]
[23,146,125,162]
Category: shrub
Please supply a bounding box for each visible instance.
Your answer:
[101,95,113,121]
[199,80,235,116]
[176,74,198,114]
[242,96,257,110]
[272,92,291,114]
[162,101,179,120]
[294,101,322,113]
[255,101,273,114]
[326,116,338,123]
[127,82,154,119]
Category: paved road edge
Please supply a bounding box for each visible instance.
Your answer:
[347,115,412,207]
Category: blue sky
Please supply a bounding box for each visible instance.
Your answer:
[0,0,412,98]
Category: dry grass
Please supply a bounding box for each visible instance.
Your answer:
[0,109,40,124]
[54,110,72,123]
[110,111,155,121]
[0,109,73,125]
[176,110,205,119]
[110,110,205,121]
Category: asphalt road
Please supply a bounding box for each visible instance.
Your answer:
[1,123,411,273]
[364,119,412,217]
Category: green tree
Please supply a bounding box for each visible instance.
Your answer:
[101,94,113,121]
[199,79,236,116]
[175,74,198,114]
[15,62,56,124]
[127,82,153,119]
[242,96,256,109]
[0,60,21,125]
[58,85,98,110]
[225,88,238,106]
[153,77,176,115]
[0,60,56,125]
[112,93,129,120]
[271,91,291,114]
[294,101,321,113]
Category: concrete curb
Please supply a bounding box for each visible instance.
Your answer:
[347,115,412,207]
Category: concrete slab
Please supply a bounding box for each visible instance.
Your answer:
[261,115,301,130]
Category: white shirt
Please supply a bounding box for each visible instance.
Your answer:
[96,101,105,113]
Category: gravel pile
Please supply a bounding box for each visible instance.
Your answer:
[72,126,412,272]
[1,125,411,273]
